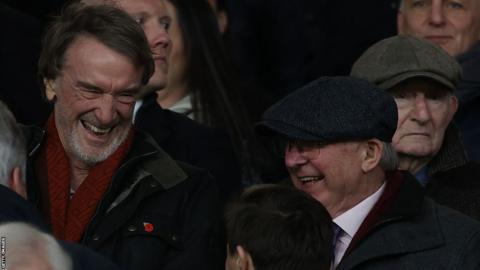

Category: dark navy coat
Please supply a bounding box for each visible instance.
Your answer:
[24,126,225,270]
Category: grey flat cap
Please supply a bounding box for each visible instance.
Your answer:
[350,35,462,90]
[256,76,398,143]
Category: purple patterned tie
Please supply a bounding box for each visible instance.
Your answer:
[331,223,342,269]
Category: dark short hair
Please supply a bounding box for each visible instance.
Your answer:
[225,184,333,270]
[38,3,154,94]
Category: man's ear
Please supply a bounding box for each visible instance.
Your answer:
[361,139,383,173]
[448,94,459,120]
[217,10,229,34]
[236,245,255,270]
[8,167,27,199]
[44,79,57,101]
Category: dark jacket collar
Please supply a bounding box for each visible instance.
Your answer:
[123,130,187,189]
[347,171,424,253]
[456,42,480,104]
[134,93,172,143]
[456,42,480,70]
[0,185,48,232]
[429,123,468,176]
[381,171,425,220]
[339,171,444,269]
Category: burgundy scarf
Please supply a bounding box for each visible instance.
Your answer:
[44,115,133,242]
[345,171,404,255]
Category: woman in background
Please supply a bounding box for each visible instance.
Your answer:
[161,0,277,185]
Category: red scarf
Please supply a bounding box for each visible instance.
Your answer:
[45,115,134,242]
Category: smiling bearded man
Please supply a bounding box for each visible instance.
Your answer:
[24,4,224,270]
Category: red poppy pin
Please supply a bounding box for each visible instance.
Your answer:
[143,222,154,233]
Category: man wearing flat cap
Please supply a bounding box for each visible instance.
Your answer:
[397,0,480,161]
[351,35,480,221]
[257,76,480,270]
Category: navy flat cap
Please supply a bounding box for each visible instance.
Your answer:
[256,76,398,143]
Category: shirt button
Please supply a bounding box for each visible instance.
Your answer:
[171,235,177,241]
[150,181,158,188]
[127,225,137,232]
[92,235,100,241]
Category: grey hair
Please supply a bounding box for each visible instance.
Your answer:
[0,222,72,270]
[0,101,26,186]
[379,141,398,171]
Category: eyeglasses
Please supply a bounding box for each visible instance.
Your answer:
[273,138,326,159]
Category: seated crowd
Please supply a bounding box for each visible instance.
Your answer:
[0,1,480,270]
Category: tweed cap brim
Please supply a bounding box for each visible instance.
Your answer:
[378,71,456,91]
[351,35,461,92]
[256,76,398,143]
[255,120,325,141]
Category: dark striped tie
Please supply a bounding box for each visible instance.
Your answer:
[331,223,342,269]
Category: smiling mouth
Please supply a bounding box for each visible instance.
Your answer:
[298,176,325,184]
[81,120,112,135]
[406,133,429,137]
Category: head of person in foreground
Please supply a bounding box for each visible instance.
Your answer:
[225,184,333,270]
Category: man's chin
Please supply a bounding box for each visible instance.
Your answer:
[137,76,167,99]
[70,129,130,166]
[397,148,435,159]
[71,146,110,165]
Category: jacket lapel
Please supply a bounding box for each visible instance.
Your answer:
[82,131,188,247]
[339,172,445,269]
[339,212,444,269]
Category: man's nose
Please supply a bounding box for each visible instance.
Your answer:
[410,94,432,124]
[428,1,447,27]
[95,95,118,125]
[284,147,309,167]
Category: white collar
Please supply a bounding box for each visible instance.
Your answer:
[169,94,193,115]
[132,99,143,123]
[333,182,386,239]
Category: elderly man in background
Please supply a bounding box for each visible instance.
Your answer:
[397,0,480,160]
[351,35,480,220]
[257,76,480,269]
[25,4,223,270]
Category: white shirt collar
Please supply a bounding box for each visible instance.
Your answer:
[169,94,193,117]
[132,99,143,123]
[333,182,386,239]
[330,182,386,269]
